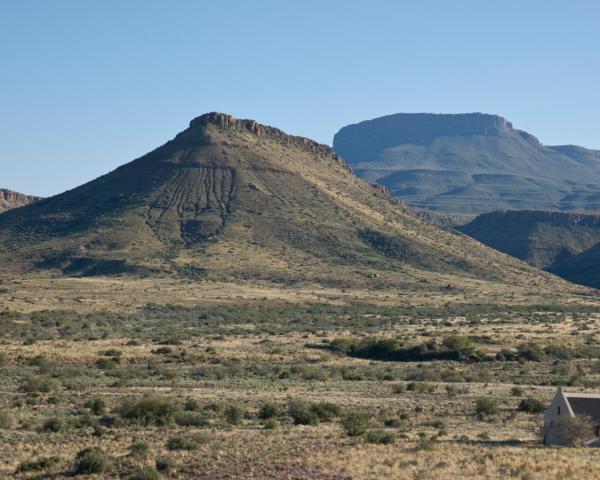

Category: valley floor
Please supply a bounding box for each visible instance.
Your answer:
[2,292,600,479]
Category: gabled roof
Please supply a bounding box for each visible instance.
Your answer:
[564,393,600,423]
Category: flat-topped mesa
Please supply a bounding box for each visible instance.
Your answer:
[190,112,351,170]
[473,210,600,228]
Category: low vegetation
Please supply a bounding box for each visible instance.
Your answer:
[3,301,600,478]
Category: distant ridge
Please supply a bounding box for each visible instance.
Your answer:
[333,113,600,214]
[0,112,559,294]
[0,189,41,213]
[459,209,600,289]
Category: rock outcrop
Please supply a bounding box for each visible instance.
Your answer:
[0,189,41,213]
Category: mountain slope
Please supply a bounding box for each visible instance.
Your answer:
[550,242,600,289]
[333,113,600,214]
[0,112,568,292]
[458,210,600,269]
[0,189,41,213]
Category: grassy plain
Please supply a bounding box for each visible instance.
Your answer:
[2,278,600,479]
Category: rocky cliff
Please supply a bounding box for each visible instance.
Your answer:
[0,189,41,213]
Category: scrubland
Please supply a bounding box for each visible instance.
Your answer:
[2,289,600,479]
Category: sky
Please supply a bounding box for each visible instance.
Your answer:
[1,0,599,197]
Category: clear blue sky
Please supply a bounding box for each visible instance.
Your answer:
[1,0,599,197]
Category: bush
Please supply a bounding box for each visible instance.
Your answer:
[127,467,161,480]
[184,398,201,411]
[475,397,498,418]
[75,447,110,474]
[310,402,341,421]
[15,456,59,473]
[43,417,65,432]
[101,348,123,358]
[223,404,246,425]
[95,357,119,370]
[544,415,595,447]
[174,411,208,427]
[258,402,280,420]
[264,418,279,429]
[442,335,475,359]
[511,386,524,397]
[84,397,107,415]
[128,440,150,460]
[342,411,369,436]
[20,376,57,393]
[118,396,177,426]
[365,429,396,444]
[166,434,206,451]
[156,455,176,474]
[517,343,545,361]
[518,398,545,414]
[288,401,319,426]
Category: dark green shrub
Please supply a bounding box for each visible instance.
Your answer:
[342,411,369,436]
[510,386,524,397]
[184,398,201,411]
[174,411,208,427]
[329,338,354,354]
[84,397,107,415]
[258,402,280,420]
[223,404,246,425]
[288,401,319,426]
[100,348,122,358]
[20,376,57,393]
[75,447,110,474]
[310,402,341,421]
[518,397,545,414]
[365,429,396,444]
[156,456,176,474]
[475,397,498,417]
[15,456,59,473]
[517,343,545,361]
[95,357,119,370]
[43,417,65,432]
[166,434,206,451]
[117,396,177,426]
[442,335,475,359]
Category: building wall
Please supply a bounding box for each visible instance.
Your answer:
[544,391,572,445]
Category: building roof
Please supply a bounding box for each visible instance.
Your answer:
[565,393,600,423]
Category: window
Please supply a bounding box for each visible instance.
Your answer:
[558,406,561,415]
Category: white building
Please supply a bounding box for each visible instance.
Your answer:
[544,387,600,446]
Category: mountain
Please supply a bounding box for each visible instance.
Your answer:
[0,189,41,213]
[333,113,600,214]
[458,210,600,269]
[0,112,561,293]
[550,242,600,289]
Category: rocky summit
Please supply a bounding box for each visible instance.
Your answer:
[0,112,556,292]
[0,189,41,213]
[333,113,600,214]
